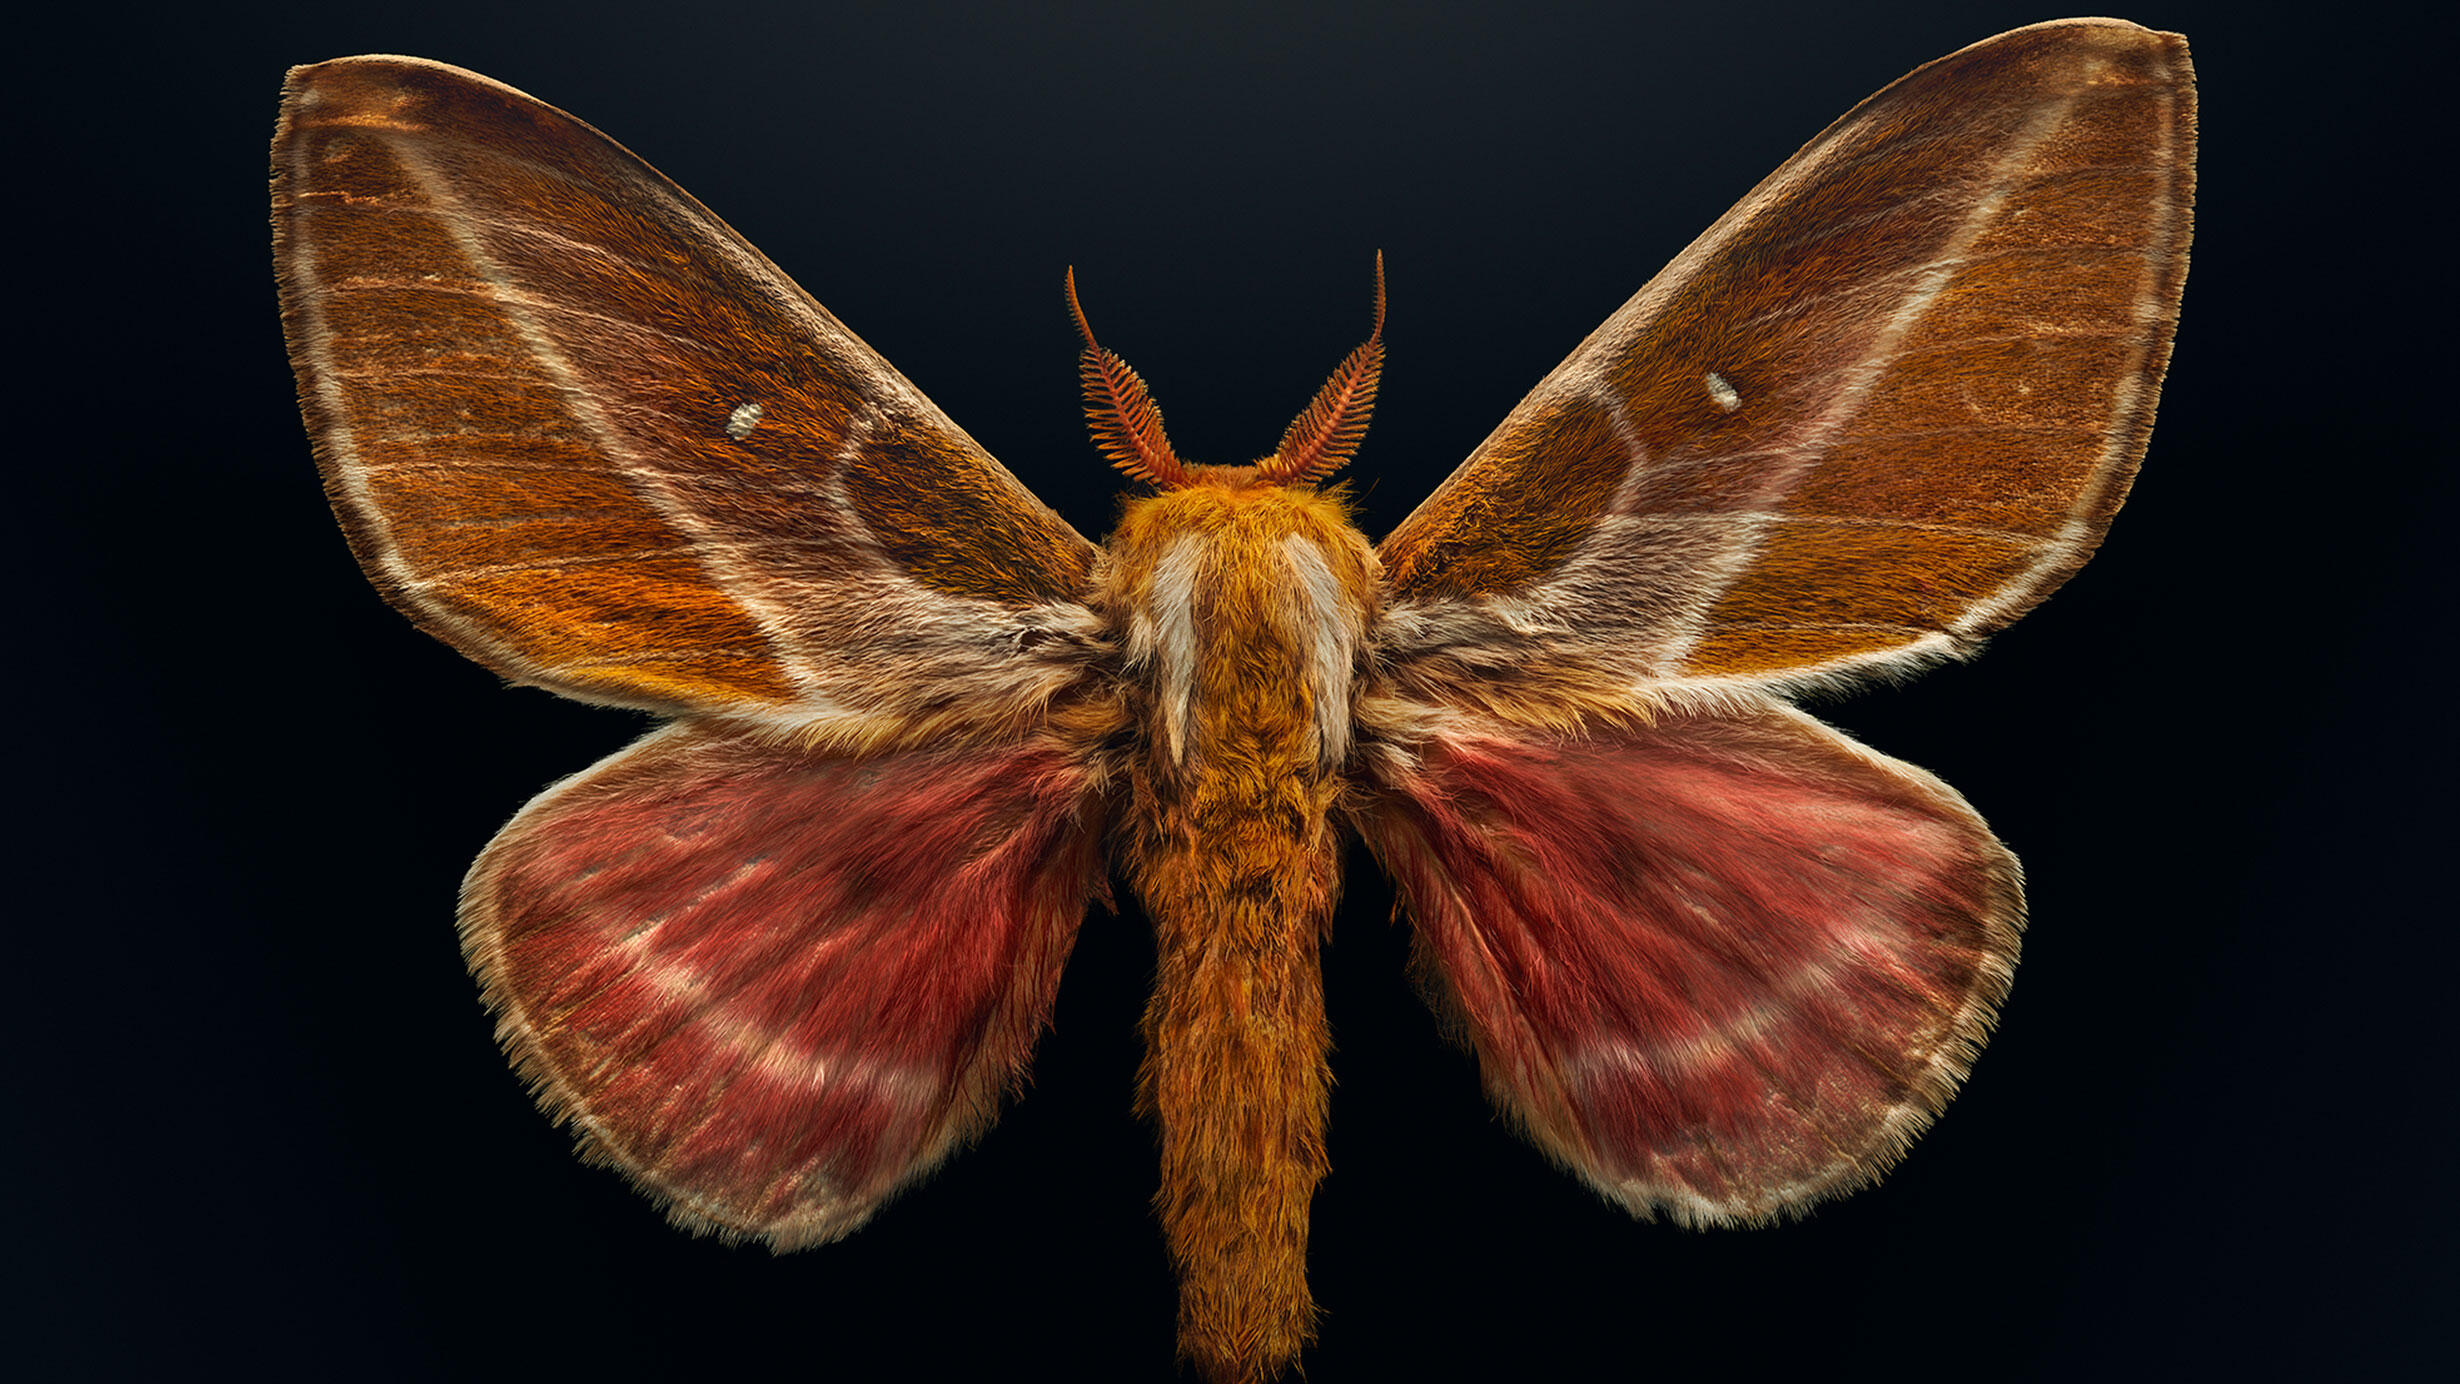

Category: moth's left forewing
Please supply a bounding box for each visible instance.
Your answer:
[274,57,1104,747]
[1376,20,2194,721]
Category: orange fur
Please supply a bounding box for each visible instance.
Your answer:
[1097,478,1379,1383]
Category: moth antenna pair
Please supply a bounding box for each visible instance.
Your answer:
[1068,253,1386,488]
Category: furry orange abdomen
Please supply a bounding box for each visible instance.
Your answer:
[1097,479,1379,1384]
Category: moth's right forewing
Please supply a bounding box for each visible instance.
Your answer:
[273,57,1101,745]
[1377,20,2194,721]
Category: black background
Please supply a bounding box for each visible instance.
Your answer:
[23,2,2449,1379]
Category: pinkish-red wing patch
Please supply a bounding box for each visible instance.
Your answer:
[1352,701,2021,1224]
[461,723,1107,1246]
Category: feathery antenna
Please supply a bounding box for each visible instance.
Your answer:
[1260,252,1385,486]
[1068,267,1190,488]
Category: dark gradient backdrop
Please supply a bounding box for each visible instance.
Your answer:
[21,2,2447,1380]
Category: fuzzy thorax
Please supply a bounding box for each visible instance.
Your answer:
[1096,476,1379,1383]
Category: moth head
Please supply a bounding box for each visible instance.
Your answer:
[1068,255,1385,492]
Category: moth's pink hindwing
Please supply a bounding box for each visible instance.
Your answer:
[462,724,1109,1246]
[1351,701,2021,1224]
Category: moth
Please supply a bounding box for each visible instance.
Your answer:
[272,19,2193,1384]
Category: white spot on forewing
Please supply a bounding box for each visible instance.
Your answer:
[726,401,763,439]
[1704,372,1741,411]
[1280,533,1357,766]
[1622,106,2071,677]
[1149,535,1203,764]
[378,139,832,701]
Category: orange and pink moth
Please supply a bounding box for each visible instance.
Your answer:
[271,19,2194,1384]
